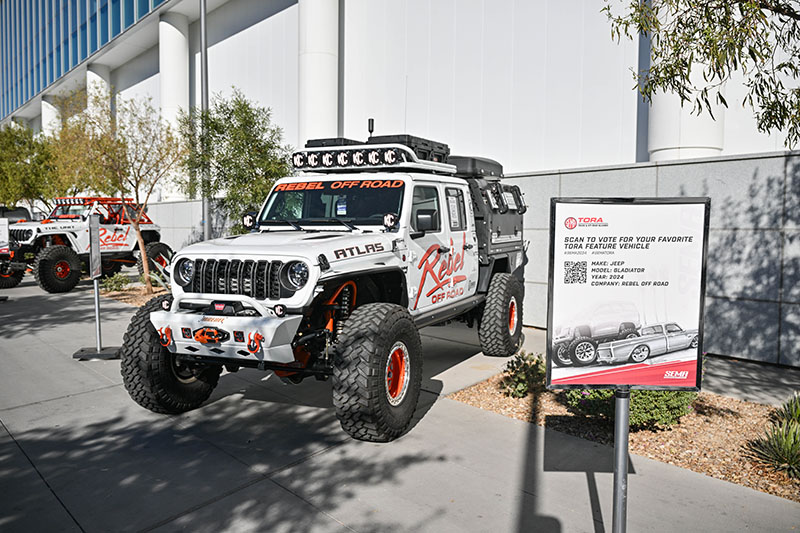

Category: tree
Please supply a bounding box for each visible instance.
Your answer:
[605,0,800,146]
[83,91,185,294]
[0,124,54,209]
[178,89,292,233]
[46,91,116,203]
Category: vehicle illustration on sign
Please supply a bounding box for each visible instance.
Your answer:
[551,301,641,367]
[119,134,528,443]
[0,197,171,293]
[593,322,699,365]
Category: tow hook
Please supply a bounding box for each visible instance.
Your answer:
[247,332,265,354]
[158,327,173,347]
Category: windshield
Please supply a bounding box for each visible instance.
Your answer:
[260,179,405,227]
[49,204,90,219]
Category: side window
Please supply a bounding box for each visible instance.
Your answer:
[445,187,467,231]
[666,324,682,333]
[411,186,441,232]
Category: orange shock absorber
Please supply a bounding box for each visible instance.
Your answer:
[323,281,357,333]
[158,327,172,347]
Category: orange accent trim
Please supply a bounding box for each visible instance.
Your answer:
[247,332,265,353]
[158,327,173,347]
[323,281,357,332]
[386,347,406,399]
[194,327,224,344]
[274,346,312,377]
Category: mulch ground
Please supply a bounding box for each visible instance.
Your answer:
[101,285,167,307]
[449,374,800,503]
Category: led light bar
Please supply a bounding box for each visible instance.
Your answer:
[292,144,457,174]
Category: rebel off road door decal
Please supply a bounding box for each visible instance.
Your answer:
[546,198,710,391]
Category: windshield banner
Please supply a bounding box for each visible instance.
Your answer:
[546,198,710,390]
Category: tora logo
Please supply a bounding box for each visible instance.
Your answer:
[664,370,689,379]
[564,217,577,230]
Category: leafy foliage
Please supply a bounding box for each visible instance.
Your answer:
[178,88,292,234]
[774,392,800,424]
[605,0,800,146]
[0,124,55,208]
[78,89,185,294]
[101,272,131,292]
[565,388,697,429]
[500,352,546,398]
[747,420,800,479]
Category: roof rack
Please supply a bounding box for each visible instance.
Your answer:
[54,197,136,205]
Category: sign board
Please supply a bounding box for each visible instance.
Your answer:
[89,215,102,279]
[546,198,710,390]
[0,218,8,255]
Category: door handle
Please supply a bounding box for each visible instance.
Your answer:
[437,246,450,254]
[463,243,474,250]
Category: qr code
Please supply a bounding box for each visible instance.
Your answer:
[564,261,587,284]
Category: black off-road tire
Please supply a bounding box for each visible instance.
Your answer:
[120,294,221,414]
[0,269,24,289]
[478,273,524,357]
[34,245,82,293]
[568,336,599,366]
[552,342,573,367]
[101,260,123,278]
[137,242,173,281]
[333,302,423,442]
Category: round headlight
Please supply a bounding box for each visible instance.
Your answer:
[174,258,195,287]
[283,261,309,290]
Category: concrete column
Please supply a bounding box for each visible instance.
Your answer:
[41,97,61,136]
[86,64,111,117]
[298,0,339,147]
[648,70,726,162]
[158,13,189,127]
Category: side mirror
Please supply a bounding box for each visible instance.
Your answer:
[412,210,436,238]
[242,211,258,231]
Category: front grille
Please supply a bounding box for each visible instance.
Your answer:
[10,228,32,242]
[191,259,283,300]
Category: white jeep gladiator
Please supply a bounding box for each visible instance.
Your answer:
[120,135,527,442]
[0,197,171,293]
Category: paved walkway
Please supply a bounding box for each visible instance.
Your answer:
[1,278,797,532]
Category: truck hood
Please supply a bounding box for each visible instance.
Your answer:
[176,230,396,263]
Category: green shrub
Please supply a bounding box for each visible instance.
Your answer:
[500,352,546,398]
[564,389,697,429]
[774,392,800,424]
[101,272,131,292]
[747,420,800,479]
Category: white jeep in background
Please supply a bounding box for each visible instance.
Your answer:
[0,197,171,293]
[120,134,528,442]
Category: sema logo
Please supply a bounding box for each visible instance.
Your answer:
[564,216,607,229]
[663,370,689,380]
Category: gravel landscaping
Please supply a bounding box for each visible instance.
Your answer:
[449,374,800,503]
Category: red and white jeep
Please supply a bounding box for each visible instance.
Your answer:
[0,197,171,293]
[120,135,527,442]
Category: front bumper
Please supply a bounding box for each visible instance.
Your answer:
[150,305,302,363]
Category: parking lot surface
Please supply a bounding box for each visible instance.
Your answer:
[1,278,798,532]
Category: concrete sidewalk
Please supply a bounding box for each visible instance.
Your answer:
[1,278,798,532]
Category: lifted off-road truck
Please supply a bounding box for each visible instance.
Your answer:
[120,135,527,442]
[0,197,172,293]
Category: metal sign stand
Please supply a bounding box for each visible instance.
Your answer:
[612,388,630,533]
[74,215,119,360]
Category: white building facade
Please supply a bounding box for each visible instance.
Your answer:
[2,0,796,366]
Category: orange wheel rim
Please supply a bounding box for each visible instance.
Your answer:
[54,260,71,279]
[385,342,410,406]
[508,297,518,334]
[156,255,167,267]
